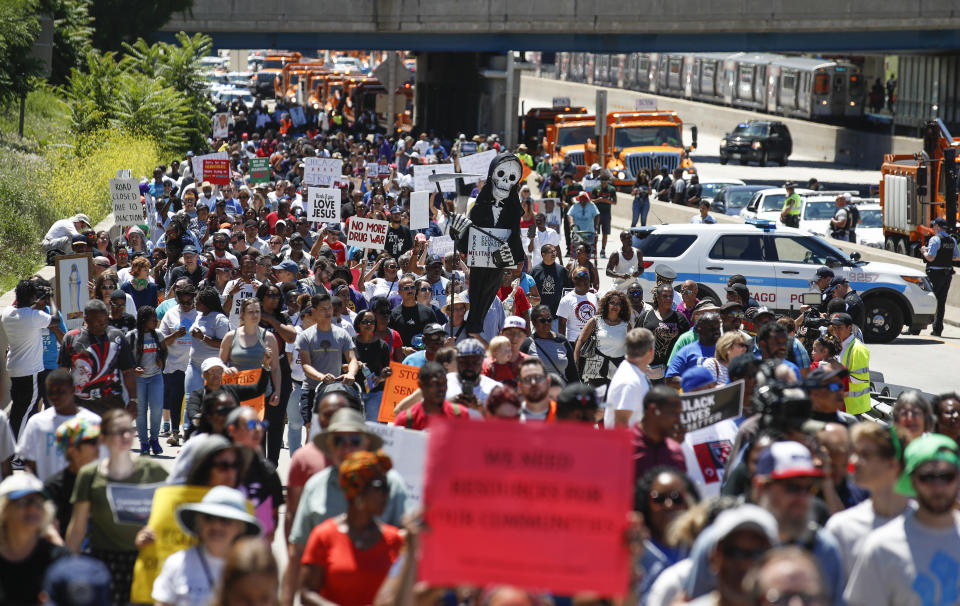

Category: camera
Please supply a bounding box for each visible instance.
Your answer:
[753,360,823,435]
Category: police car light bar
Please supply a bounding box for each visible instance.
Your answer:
[745,218,778,230]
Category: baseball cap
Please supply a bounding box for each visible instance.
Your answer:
[201,357,228,373]
[590,163,601,171]
[422,323,445,336]
[933,217,948,227]
[456,338,486,357]
[829,312,853,326]
[681,366,716,392]
[815,266,835,279]
[841,192,852,202]
[0,473,45,500]
[755,441,824,480]
[709,504,779,547]
[557,382,599,411]
[425,254,443,266]
[72,213,92,227]
[43,555,112,606]
[273,259,299,274]
[55,417,101,453]
[828,276,848,289]
[753,306,775,320]
[807,366,850,386]
[71,234,88,244]
[502,316,527,332]
[725,284,749,299]
[325,223,341,234]
[783,180,796,189]
[244,219,258,228]
[181,244,198,255]
[389,206,403,215]
[895,433,960,497]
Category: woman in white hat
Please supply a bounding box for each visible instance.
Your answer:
[152,486,261,606]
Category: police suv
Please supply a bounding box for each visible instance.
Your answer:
[630,221,936,343]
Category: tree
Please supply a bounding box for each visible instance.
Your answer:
[39,0,93,84]
[0,0,44,110]
[88,0,194,53]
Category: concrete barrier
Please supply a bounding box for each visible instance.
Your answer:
[521,75,920,169]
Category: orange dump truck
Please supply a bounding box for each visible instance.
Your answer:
[602,111,696,191]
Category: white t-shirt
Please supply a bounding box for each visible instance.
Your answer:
[681,419,738,499]
[152,546,224,606]
[43,218,79,243]
[530,228,561,267]
[825,498,901,577]
[1,306,51,376]
[364,278,400,302]
[445,373,498,412]
[15,407,100,481]
[211,250,239,269]
[646,558,693,606]
[159,306,199,372]
[288,326,305,382]
[845,508,960,606]
[556,291,598,342]
[222,279,261,328]
[603,360,649,428]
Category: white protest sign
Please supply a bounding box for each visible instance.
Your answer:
[346,217,389,251]
[466,227,510,268]
[306,187,341,223]
[303,157,342,186]
[191,151,228,184]
[413,163,456,192]
[212,112,230,139]
[428,235,455,258]
[458,149,497,184]
[365,422,426,511]
[110,177,143,227]
[116,169,131,178]
[409,191,430,230]
[365,162,379,177]
[143,193,159,245]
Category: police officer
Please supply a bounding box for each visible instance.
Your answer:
[780,181,802,228]
[922,217,960,336]
[829,193,851,241]
[827,276,865,329]
[813,266,834,312]
[829,312,871,416]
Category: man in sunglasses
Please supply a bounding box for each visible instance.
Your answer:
[807,363,856,427]
[388,275,435,350]
[846,433,960,606]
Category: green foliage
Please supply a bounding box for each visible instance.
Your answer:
[0,0,45,109]
[88,0,194,53]
[0,87,69,146]
[62,33,213,155]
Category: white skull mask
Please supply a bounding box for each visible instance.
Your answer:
[491,159,522,201]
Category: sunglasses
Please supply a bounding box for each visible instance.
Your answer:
[263,292,281,298]
[778,481,816,495]
[400,285,415,292]
[520,374,546,384]
[817,382,844,393]
[418,287,431,292]
[359,319,376,325]
[332,434,364,448]
[649,490,685,506]
[534,317,551,324]
[212,460,240,471]
[384,265,398,270]
[628,289,644,297]
[366,477,388,492]
[720,544,767,561]
[244,419,269,431]
[915,470,959,484]
[724,311,744,319]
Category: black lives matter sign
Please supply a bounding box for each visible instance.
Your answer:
[679,380,744,433]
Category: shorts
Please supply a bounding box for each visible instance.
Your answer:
[598,213,612,234]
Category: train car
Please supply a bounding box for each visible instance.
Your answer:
[767,56,864,120]
[688,52,743,105]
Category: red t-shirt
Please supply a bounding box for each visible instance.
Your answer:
[482,353,529,385]
[301,518,404,606]
[394,400,468,431]
[265,211,290,235]
[497,285,530,318]
[287,442,329,491]
[381,329,402,356]
[327,239,346,265]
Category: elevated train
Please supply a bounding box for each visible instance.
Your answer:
[549,52,865,123]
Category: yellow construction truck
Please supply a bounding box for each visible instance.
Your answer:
[600,111,697,191]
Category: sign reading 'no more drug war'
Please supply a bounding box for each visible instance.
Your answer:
[419,418,634,596]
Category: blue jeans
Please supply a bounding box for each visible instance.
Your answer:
[184,360,204,400]
[364,390,384,423]
[287,380,304,455]
[136,374,164,443]
[632,196,650,227]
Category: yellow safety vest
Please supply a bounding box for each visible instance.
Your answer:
[843,339,871,415]
[783,193,802,216]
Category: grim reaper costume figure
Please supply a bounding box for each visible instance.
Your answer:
[450,152,526,335]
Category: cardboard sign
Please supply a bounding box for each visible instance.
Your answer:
[106,482,163,525]
[204,158,230,186]
[191,151,228,185]
[249,157,270,184]
[306,187,341,223]
[110,177,143,227]
[466,227,510,268]
[221,368,266,420]
[304,157,343,186]
[130,485,209,603]
[458,149,497,184]
[413,163,456,192]
[459,141,478,156]
[428,235,455,258]
[377,362,421,423]
[419,418,634,596]
[365,421,426,511]
[212,112,230,139]
[346,217,388,251]
[678,380,744,433]
[409,191,430,230]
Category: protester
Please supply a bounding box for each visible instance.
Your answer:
[159,283,199,446]
[127,305,166,454]
[574,290,630,387]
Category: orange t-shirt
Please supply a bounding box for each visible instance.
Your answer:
[301,518,404,606]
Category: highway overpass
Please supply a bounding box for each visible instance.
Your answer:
[160,0,960,52]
